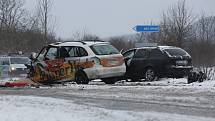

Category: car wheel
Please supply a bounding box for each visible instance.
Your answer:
[75,71,90,84]
[144,68,156,81]
[102,78,117,84]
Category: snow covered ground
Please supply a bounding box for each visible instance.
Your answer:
[120,78,215,87]
[1,78,215,121]
[132,78,215,87]
[45,78,215,89]
[0,95,214,121]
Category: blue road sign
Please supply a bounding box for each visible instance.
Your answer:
[133,25,160,32]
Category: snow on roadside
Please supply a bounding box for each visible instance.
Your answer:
[35,78,215,90]
[0,95,214,121]
[131,78,215,87]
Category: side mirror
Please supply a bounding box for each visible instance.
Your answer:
[30,52,37,60]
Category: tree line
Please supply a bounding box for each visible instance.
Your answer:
[0,0,55,54]
[0,0,214,68]
[108,0,215,68]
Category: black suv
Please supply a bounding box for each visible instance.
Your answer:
[122,46,193,81]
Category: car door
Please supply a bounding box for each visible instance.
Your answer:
[33,46,62,83]
[148,49,167,74]
[130,49,150,77]
[62,46,80,81]
[122,49,136,76]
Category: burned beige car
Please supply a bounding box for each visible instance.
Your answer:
[27,41,126,84]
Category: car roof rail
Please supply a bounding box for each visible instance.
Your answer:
[52,42,63,45]
[52,41,87,45]
[61,40,108,44]
[138,46,158,49]
[52,40,108,46]
[68,41,87,44]
[82,39,107,43]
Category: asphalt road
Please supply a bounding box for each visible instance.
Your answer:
[1,84,215,118]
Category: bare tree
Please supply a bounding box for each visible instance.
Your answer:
[0,0,27,52]
[69,30,100,41]
[0,0,26,30]
[0,0,56,53]
[194,14,215,43]
[37,0,53,45]
[109,36,134,52]
[188,14,215,79]
[160,0,195,47]
[191,15,215,64]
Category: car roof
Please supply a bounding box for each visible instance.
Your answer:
[0,56,29,59]
[49,40,110,47]
[137,46,180,50]
[158,46,181,50]
[123,46,181,53]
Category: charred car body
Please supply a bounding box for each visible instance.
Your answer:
[123,46,193,81]
[27,40,126,84]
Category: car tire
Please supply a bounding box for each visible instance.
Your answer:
[144,67,156,82]
[75,71,90,84]
[102,78,117,84]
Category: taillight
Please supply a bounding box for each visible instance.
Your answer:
[101,56,124,67]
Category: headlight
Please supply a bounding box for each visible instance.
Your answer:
[11,67,16,71]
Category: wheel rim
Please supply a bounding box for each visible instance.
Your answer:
[145,69,155,81]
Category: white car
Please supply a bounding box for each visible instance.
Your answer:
[0,56,30,83]
[28,40,126,84]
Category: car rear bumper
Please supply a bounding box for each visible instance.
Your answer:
[85,64,126,79]
[165,66,193,78]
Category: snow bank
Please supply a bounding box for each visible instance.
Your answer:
[115,78,215,88]
[0,95,214,121]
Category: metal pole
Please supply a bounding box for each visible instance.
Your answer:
[139,32,144,42]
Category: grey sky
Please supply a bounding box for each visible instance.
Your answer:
[26,0,215,39]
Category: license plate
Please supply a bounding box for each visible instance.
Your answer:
[176,60,188,65]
